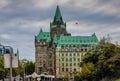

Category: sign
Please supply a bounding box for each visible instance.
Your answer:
[4,54,18,68]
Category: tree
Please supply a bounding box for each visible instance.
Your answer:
[25,61,35,75]
[0,56,35,80]
[18,59,35,76]
[75,38,120,81]
[0,56,9,80]
[64,73,70,81]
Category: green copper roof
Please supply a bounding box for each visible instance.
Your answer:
[56,34,98,48]
[55,5,61,21]
[50,6,66,29]
[35,29,51,42]
[50,23,66,28]
[60,24,66,28]
[53,34,58,43]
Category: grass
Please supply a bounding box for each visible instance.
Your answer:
[115,79,120,81]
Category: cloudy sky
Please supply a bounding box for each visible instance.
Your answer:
[0,0,120,61]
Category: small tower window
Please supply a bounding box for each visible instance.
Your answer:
[74,68,76,72]
[66,68,68,72]
[81,49,83,51]
[80,40,82,43]
[62,68,64,71]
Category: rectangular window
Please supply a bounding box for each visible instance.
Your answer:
[66,58,68,62]
[49,55,52,58]
[74,58,76,61]
[70,58,72,62]
[62,53,64,56]
[74,63,76,66]
[62,63,64,66]
[70,63,72,66]
[85,49,87,51]
[78,63,80,66]
[78,58,80,61]
[81,49,83,51]
[66,68,68,72]
[74,53,76,56]
[50,63,52,67]
[74,68,76,72]
[66,53,68,56]
[39,67,42,72]
[62,68,64,71]
[62,58,64,61]
[70,53,72,56]
[66,63,68,66]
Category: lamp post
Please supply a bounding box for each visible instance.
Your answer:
[23,60,27,81]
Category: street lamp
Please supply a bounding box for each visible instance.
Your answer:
[23,60,27,81]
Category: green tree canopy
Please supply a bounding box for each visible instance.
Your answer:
[75,38,120,81]
[0,56,8,79]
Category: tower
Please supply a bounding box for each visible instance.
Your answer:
[50,6,70,41]
[35,28,50,74]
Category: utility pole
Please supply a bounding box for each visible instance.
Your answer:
[10,51,13,81]
[3,46,18,81]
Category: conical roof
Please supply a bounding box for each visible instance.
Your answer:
[39,28,43,34]
[55,5,61,20]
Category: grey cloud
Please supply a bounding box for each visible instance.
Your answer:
[98,0,120,7]
[0,0,120,61]
[0,32,35,61]
[1,0,120,25]
[1,0,35,10]
[57,4,120,25]
[0,0,57,10]
[0,8,53,21]
[0,26,36,36]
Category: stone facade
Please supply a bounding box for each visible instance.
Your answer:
[35,6,98,78]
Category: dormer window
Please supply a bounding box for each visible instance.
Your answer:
[80,40,82,43]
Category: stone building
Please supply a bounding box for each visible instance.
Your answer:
[35,6,98,78]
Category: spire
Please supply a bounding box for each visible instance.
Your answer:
[39,28,43,34]
[92,33,96,37]
[55,5,62,20]
[92,33,98,42]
